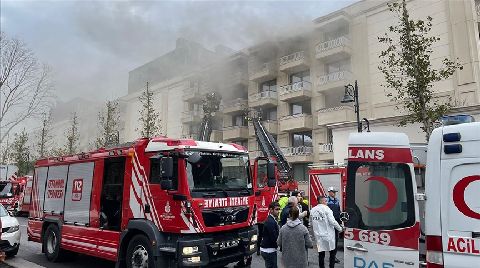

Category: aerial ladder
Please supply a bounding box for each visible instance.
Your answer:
[198,92,221,142]
[247,109,298,193]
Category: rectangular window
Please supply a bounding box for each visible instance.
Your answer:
[325,59,350,74]
[290,70,310,84]
[327,128,333,144]
[262,108,277,121]
[346,162,415,230]
[292,132,312,147]
[233,115,246,127]
[292,163,309,182]
[260,79,277,93]
[290,101,311,115]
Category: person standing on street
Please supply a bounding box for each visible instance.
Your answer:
[298,191,310,227]
[260,202,281,268]
[311,195,343,268]
[280,195,307,226]
[326,186,342,263]
[277,206,313,268]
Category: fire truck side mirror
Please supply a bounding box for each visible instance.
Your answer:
[266,162,276,187]
[160,157,174,191]
[160,157,173,179]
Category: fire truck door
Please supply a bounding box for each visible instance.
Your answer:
[344,160,420,268]
[253,158,274,223]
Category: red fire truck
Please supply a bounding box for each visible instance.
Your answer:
[0,176,31,216]
[308,165,347,210]
[27,137,275,267]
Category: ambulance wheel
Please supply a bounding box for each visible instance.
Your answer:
[43,224,68,262]
[126,235,154,268]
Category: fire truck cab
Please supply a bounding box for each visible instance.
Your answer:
[0,176,30,215]
[28,137,275,268]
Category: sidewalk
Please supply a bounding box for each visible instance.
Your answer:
[1,257,44,268]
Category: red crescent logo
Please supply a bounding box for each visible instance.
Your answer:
[453,175,480,220]
[364,176,398,213]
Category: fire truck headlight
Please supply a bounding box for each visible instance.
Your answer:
[6,225,19,233]
[182,246,199,255]
[249,244,256,251]
[186,256,201,263]
[250,234,258,242]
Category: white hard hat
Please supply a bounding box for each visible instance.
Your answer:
[327,186,338,192]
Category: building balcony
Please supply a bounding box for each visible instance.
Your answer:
[181,110,202,124]
[223,125,249,141]
[316,70,352,93]
[318,106,355,126]
[249,120,278,136]
[249,90,278,108]
[319,143,333,153]
[318,143,334,161]
[279,114,313,132]
[183,86,202,102]
[249,62,277,82]
[278,81,312,102]
[222,98,248,114]
[281,146,314,163]
[279,51,309,73]
[315,36,351,61]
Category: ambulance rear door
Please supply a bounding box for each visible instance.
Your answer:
[440,122,480,266]
[344,133,420,268]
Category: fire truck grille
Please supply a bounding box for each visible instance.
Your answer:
[202,206,249,227]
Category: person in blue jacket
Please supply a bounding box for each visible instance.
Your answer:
[326,186,342,264]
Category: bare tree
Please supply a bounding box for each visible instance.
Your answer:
[36,111,52,158]
[95,100,120,148]
[65,112,80,155]
[0,136,10,164]
[137,82,161,138]
[0,32,54,145]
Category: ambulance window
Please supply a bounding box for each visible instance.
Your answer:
[149,157,178,190]
[346,162,415,230]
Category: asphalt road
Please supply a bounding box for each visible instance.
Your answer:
[4,217,344,268]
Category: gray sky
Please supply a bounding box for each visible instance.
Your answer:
[1,0,358,102]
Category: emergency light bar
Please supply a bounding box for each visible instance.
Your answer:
[440,114,475,126]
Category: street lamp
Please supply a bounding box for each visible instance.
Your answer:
[341,80,361,132]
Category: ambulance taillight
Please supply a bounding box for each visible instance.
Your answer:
[426,235,444,268]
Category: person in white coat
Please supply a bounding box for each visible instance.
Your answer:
[310,195,343,268]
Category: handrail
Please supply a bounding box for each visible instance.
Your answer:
[279,81,312,95]
[315,36,350,53]
[279,51,305,66]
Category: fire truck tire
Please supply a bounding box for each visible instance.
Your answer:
[43,224,68,262]
[126,235,154,268]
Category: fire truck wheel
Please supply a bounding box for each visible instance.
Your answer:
[126,235,154,268]
[43,224,68,262]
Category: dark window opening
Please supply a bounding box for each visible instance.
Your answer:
[100,157,126,231]
[290,101,311,115]
[290,70,310,84]
[260,79,277,93]
[292,132,313,147]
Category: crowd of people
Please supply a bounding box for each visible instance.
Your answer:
[258,188,344,268]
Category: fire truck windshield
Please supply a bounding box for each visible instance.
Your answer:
[185,151,251,194]
[0,204,8,216]
[0,182,13,197]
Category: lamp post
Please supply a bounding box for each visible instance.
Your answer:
[341,80,361,132]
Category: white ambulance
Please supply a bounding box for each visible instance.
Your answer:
[343,121,480,268]
[424,121,480,267]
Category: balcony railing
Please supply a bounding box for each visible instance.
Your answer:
[317,70,352,86]
[250,90,277,100]
[315,36,350,54]
[319,143,333,153]
[279,51,305,66]
[281,146,313,156]
[279,81,312,95]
